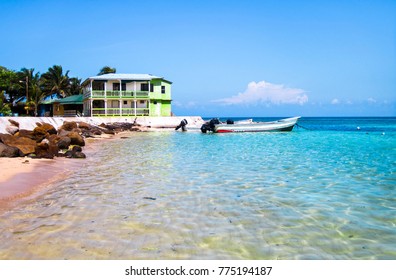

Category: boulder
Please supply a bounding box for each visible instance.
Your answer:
[14,129,35,140]
[6,125,19,135]
[8,119,19,127]
[0,143,20,157]
[34,140,59,159]
[60,121,78,131]
[67,131,85,146]
[73,152,86,158]
[57,136,71,149]
[40,123,57,135]
[0,134,37,156]
[78,122,91,129]
[33,126,48,142]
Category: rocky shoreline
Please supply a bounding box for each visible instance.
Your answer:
[0,119,148,159]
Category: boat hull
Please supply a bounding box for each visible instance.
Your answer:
[214,117,300,133]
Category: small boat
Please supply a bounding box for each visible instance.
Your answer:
[201,117,301,133]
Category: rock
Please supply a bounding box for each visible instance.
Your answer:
[40,123,57,135]
[67,131,85,146]
[73,151,86,158]
[34,141,58,159]
[78,122,91,129]
[0,143,19,157]
[14,129,35,140]
[72,145,82,153]
[33,126,48,142]
[6,125,19,135]
[0,134,37,156]
[8,119,19,127]
[57,136,71,149]
[60,121,78,131]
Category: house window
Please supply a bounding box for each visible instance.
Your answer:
[92,81,105,90]
[161,86,165,94]
[139,100,145,104]
[150,84,154,92]
[141,83,149,91]
[123,101,127,105]
[113,83,126,91]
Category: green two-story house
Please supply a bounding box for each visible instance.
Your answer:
[82,73,172,117]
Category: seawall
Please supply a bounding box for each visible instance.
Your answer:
[0,116,205,134]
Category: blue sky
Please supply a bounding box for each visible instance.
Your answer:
[0,0,395,117]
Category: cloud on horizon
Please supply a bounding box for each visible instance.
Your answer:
[212,81,308,106]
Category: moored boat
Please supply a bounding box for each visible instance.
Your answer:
[200,117,301,133]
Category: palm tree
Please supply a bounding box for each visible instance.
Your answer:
[41,65,71,97]
[98,66,116,75]
[69,77,82,95]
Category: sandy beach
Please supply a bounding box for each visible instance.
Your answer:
[0,157,76,204]
[0,130,142,209]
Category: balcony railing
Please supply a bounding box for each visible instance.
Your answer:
[90,90,149,99]
[92,108,150,116]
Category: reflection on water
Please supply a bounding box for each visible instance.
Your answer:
[0,128,395,259]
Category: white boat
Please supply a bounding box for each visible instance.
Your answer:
[200,117,301,133]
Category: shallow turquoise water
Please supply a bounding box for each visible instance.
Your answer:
[0,118,395,259]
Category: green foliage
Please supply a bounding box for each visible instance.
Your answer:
[0,90,12,116]
[41,65,71,97]
[98,66,116,75]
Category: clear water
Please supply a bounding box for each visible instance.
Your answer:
[0,117,395,259]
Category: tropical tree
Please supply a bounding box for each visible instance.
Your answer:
[69,77,82,95]
[29,71,45,116]
[98,66,116,75]
[41,65,71,97]
[0,90,12,116]
[0,66,20,103]
[17,68,37,114]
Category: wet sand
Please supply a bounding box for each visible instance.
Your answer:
[0,130,145,210]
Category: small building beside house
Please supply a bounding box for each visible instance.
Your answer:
[52,94,83,117]
[82,73,172,117]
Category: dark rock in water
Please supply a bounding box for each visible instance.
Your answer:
[143,197,157,200]
[60,121,78,131]
[64,150,73,158]
[72,145,82,153]
[67,131,85,146]
[73,151,86,158]
[8,119,20,127]
[0,134,37,156]
[0,143,19,157]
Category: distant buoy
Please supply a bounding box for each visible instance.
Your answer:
[382,132,385,135]
[357,126,361,130]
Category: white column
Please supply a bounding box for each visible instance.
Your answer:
[119,79,122,116]
[104,100,107,116]
[104,82,107,98]
[134,81,136,97]
[134,100,137,116]
[90,99,93,116]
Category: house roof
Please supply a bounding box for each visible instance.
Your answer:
[53,94,83,104]
[87,73,172,84]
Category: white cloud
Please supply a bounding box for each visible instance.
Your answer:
[212,81,308,105]
[367,97,377,103]
[331,98,340,105]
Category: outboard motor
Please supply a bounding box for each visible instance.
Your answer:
[226,119,234,124]
[175,119,188,131]
[201,118,220,133]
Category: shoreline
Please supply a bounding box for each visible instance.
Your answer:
[0,130,136,211]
